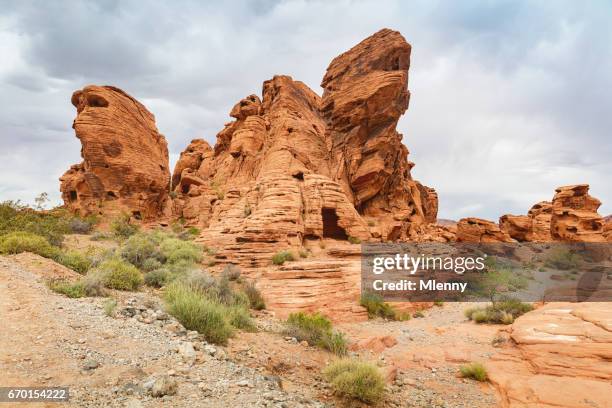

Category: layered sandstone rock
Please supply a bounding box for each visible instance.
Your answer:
[172,29,437,251]
[487,303,612,408]
[60,86,170,219]
[550,185,605,242]
[321,28,437,240]
[500,185,606,242]
[456,217,514,243]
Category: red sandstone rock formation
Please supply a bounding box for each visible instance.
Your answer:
[487,303,612,408]
[456,217,514,242]
[172,29,437,251]
[60,85,170,219]
[604,215,612,241]
[500,185,605,242]
[550,184,605,242]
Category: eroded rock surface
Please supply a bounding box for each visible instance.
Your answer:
[60,85,170,219]
[456,218,514,243]
[500,185,605,242]
[488,303,612,408]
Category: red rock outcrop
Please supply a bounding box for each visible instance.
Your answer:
[604,215,612,241]
[60,86,170,219]
[500,185,606,242]
[487,303,612,408]
[550,185,605,242]
[456,217,514,242]
[172,29,437,250]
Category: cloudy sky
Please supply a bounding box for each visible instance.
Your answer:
[1,0,610,220]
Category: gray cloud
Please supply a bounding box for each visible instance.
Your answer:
[0,0,610,219]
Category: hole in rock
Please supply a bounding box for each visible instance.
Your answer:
[106,191,117,199]
[182,184,190,194]
[292,172,304,181]
[87,94,109,108]
[322,208,348,240]
[69,191,77,202]
[132,211,142,220]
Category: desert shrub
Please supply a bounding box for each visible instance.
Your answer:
[545,248,581,270]
[144,268,170,288]
[434,300,444,307]
[222,264,241,281]
[360,292,409,320]
[318,331,348,356]
[94,258,143,290]
[227,306,256,331]
[465,297,533,325]
[159,238,202,265]
[459,362,488,382]
[187,226,200,236]
[0,231,60,258]
[285,312,347,355]
[164,282,233,345]
[56,250,93,274]
[120,234,161,268]
[413,311,425,318]
[90,231,111,241]
[82,273,107,296]
[323,359,385,404]
[141,257,163,272]
[110,214,139,239]
[272,250,294,265]
[347,236,361,245]
[242,280,266,310]
[104,298,118,316]
[48,280,86,298]
[69,218,93,234]
[0,201,75,246]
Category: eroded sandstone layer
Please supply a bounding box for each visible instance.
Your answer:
[60,86,170,219]
[487,303,612,408]
[499,185,606,242]
[171,29,438,254]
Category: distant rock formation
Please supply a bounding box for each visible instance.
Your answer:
[500,185,606,242]
[456,217,514,242]
[60,85,170,220]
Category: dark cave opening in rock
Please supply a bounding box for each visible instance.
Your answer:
[69,191,77,202]
[322,207,348,240]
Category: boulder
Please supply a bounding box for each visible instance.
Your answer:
[60,86,170,220]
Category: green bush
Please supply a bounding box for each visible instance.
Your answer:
[285,312,347,355]
[104,299,117,316]
[0,231,60,258]
[459,362,488,382]
[347,236,361,245]
[48,280,86,298]
[227,306,256,331]
[141,257,163,272]
[360,292,408,321]
[159,238,202,265]
[243,280,266,310]
[465,297,533,325]
[120,234,161,268]
[144,268,170,288]
[545,248,581,270]
[272,250,294,265]
[164,282,233,345]
[94,258,143,291]
[323,359,385,404]
[0,201,76,246]
[56,250,93,274]
[110,214,139,239]
[69,218,94,234]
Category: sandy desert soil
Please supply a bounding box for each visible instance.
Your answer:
[1,253,500,408]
